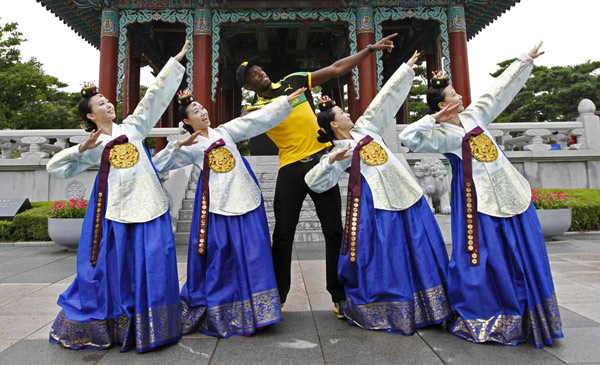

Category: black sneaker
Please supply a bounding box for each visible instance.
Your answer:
[333,300,346,319]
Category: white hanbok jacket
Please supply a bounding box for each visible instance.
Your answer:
[153,96,293,216]
[47,57,185,223]
[305,63,423,211]
[399,55,534,218]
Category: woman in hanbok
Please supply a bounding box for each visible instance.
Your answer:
[153,87,305,338]
[304,51,451,335]
[399,42,563,348]
[47,41,190,352]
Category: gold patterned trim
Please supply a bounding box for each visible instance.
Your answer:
[50,303,181,352]
[208,147,235,173]
[108,142,139,168]
[359,141,388,166]
[134,303,181,350]
[449,293,563,347]
[344,285,450,334]
[469,134,498,163]
[181,288,282,337]
[50,310,130,350]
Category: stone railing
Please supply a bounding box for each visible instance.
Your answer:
[395,99,600,153]
[0,128,180,160]
[1,99,599,204]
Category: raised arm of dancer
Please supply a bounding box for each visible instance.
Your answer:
[462,42,544,126]
[354,51,419,135]
[311,34,396,87]
[305,145,352,193]
[219,88,304,143]
[47,127,104,179]
[399,103,462,154]
[152,130,201,173]
[124,41,189,138]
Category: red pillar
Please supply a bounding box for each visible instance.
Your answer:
[99,8,120,106]
[193,8,213,117]
[448,3,472,107]
[356,6,377,115]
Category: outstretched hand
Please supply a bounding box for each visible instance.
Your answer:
[287,87,307,103]
[328,146,352,164]
[407,50,421,67]
[177,130,201,147]
[527,41,544,59]
[372,33,397,53]
[79,127,103,152]
[174,40,190,62]
[431,102,461,123]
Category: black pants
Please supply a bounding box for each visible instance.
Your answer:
[271,153,345,304]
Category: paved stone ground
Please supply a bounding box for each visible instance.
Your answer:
[1,227,599,364]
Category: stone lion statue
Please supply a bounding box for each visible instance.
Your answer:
[412,157,451,214]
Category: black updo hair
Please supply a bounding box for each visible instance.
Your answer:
[78,98,97,132]
[426,87,446,114]
[426,71,451,114]
[177,103,195,134]
[316,108,336,143]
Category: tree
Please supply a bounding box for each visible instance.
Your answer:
[408,65,428,123]
[0,20,80,130]
[490,59,600,123]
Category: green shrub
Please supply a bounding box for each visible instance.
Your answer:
[0,221,14,241]
[10,204,53,241]
[534,189,600,231]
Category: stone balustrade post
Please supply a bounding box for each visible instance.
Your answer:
[575,99,600,150]
[488,129,505,150]
[53,137,69,150]
[20,136,49,159]
[523,129,551,151]
[0,141,14,159]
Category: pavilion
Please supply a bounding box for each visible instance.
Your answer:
[36,0,520,151]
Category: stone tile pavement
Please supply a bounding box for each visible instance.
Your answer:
[0,229,599,364]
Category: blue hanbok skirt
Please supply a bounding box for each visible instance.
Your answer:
[49,173,181,353]
[180,157,282,338]
[444,153,563,348]
[339,179,451,335]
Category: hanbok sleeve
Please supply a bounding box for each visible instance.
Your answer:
[462,55,534,126]
[217,96,293,143]
[353,63,414,136]
[46,145,103,179]
[152,141,196,173]
[122,57,186,138]
[399,115,453,153]
[304,152,351,193]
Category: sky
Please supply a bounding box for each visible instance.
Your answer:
[1,0,599,100]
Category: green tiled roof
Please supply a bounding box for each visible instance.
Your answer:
[37,0,520,48]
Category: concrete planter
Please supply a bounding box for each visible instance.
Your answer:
[47,218,84,251]
[536,208,572,239]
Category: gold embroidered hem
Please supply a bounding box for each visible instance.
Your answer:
[449,294,563,348]
[344,285,451,335]
[50,310,129,350]
[181,288,283,337]
[50,303,181,353]
[134,303,182,350]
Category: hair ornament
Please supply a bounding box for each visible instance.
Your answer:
[81,81,99,98]
[431,70,450,89]
[318,95,336,112]
[177,88,195,105]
